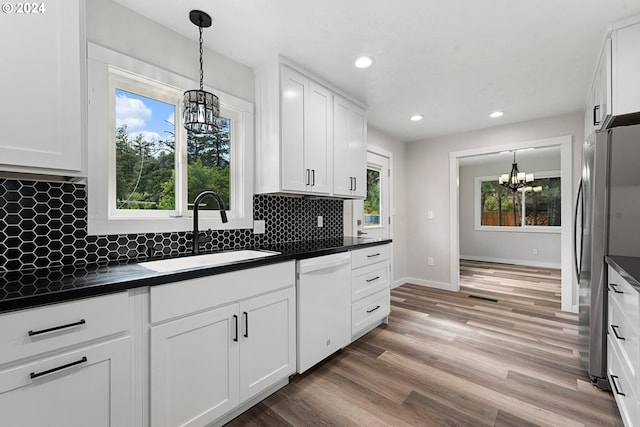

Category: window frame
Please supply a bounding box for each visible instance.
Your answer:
[87,43,254,235]
[474,170,561,234]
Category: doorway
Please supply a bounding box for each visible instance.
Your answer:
[353,150,391,239]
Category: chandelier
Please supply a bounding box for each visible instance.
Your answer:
[498,151,533,192]
[183,10,219,134]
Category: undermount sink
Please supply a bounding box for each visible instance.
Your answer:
[139,250,280,273]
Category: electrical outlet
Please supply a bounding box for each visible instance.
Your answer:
[532,248,538,255]
[253,220,265,234]
[427,257,434,266]
[317,216,323,227]
[427,210,434,220]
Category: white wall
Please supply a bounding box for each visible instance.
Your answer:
[459,154,561,268]
[86,0,255,103]
[406,111,583,288]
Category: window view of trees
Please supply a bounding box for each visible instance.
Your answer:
[364,168,381,226]
[480,176,561,227]
[115,89,231,212]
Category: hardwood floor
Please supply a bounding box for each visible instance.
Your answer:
[225,260,623,426]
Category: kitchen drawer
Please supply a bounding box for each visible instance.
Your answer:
[151,261,295,323]
[351,244,391,270]
[0,292,129,366]
[352,263,389,302]
[609,295,640,378]
[609,266,640,328]
[352,288,390,336]
[608,335,639,427]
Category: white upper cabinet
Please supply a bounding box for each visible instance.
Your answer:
[585,15,640,135]
[334,95,367,198]
[255,59,366,198]
[256,63,333,195]
[612,18,640,117]
[0,0,85,175]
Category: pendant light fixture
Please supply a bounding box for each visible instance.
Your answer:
[498,151,534,192]
[183,10,219,134]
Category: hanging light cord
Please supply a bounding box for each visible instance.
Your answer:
[198,24,204,91]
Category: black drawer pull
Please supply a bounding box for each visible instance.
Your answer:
[243,311,249,338]
[610,375,626,396]
[366,253,381,258]
[366,276,381,283]
[28,319,86,337]
[366,305,381,314]
[609,283,623,294]
[611,325,626,341]
[593,105,601,126]
[30,357,87,380]
[233,315,238,342]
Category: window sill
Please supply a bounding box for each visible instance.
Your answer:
[474,225,561,234]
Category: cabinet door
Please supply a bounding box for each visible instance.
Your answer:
[334,96,367,198]
[0,337,131,427]
[612,21,640,116]
[239,287,296,402]
[0,0,83,173]
[150,304,239,427]
[305,82,332,194]
[280,66,308,192]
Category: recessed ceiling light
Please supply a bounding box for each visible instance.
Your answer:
[410,115,424,121]
[354,56,375,69]
[489,111,504,118]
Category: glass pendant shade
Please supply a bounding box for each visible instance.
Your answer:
[183,10,219,134]
[183,89,219,134]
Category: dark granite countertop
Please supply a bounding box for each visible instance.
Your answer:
[606,255,640,290]
[0,237,391,313]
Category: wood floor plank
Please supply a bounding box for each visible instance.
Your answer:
[225,260,623,427]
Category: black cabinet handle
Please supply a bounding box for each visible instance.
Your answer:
[367,253,381,258]
[609,283,623,294]
[366,305,381,314]
[311,169,315,186]
[30,357,87,380]
[28,319,86,337]
[306,169,310,186]
[611,325,626,341]
[233,315,238,342]
[353,177,357,191]
[243,312,249,338]
[366,276,381,283]
[593,105,601,126]
[349,177,353,191]
[610,375,626,396]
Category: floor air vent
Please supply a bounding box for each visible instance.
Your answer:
[468,295,498,303]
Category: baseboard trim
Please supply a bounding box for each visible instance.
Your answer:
[392,277,410,289]
[460,255,561,269]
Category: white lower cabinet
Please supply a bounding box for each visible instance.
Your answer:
[149,261,296,427]
[608,264,640,427]
[0,336,131,427]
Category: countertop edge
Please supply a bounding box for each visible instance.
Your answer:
[605,255,640,290]
[0,239,392,313]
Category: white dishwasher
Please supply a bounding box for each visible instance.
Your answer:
[297,251,352,373]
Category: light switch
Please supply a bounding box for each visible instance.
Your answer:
[427,210,434,220]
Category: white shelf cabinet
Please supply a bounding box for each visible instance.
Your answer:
[334,95,367,198]
[0,0,85,175]
[585,15,640,136]
[256,63,333,195]
[607,265,640,427]
[350,244,391,339]
[149,261,296,427]
[0,292,131,427]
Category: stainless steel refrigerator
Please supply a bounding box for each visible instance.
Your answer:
[575,123,640,390]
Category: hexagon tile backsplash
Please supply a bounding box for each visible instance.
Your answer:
[0,178,343,272]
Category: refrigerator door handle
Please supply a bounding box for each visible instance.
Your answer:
[573,178,584,281]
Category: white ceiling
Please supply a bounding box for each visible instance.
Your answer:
[113,0,640,142]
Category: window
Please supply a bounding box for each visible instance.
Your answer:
[87,44,254,235]
[364,168,381,227]
[476,173,561,231]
